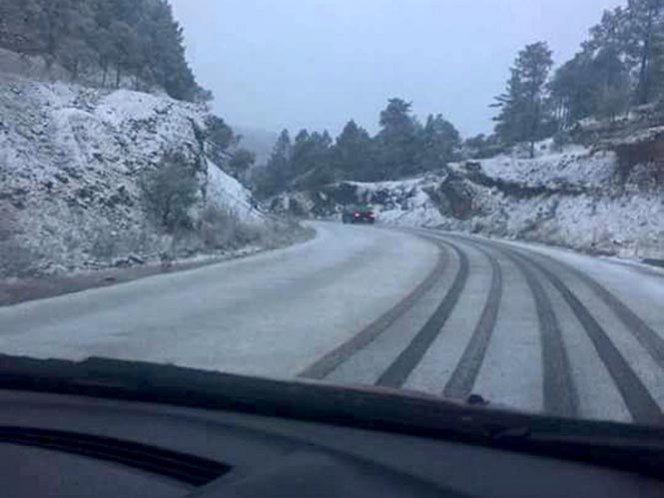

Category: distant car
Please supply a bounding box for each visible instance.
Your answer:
[342,205,376,224]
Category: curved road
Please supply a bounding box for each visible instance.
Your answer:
[1,222,663,424]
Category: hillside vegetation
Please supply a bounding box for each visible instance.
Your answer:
[0,0,208,102]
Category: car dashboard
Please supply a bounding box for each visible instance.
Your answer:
[0,356,662,498]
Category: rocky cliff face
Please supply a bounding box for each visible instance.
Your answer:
[272,138,664,263]
[0,70,264,277]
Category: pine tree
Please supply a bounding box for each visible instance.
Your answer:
[581,1,664,106]
[109,20,141,87]
[549,55,593,127]
[205,115,237,166]
[550,46,630,127]
[592,47,631,120]
[258,130,292,196]
[334,120,376,180]
[418,114,461,171]
[289,130,334,189]
[376,98,421,178]
[493,42,553,157]
[291,130,312,178]
[0,0,209,101]
[649,30,664,99]
[627,0,664,104]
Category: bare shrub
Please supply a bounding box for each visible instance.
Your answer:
[257,216,315,249]
[142,152,199,233]
[159,251,174,270]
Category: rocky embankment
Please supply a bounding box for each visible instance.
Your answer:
[0,67,269,278]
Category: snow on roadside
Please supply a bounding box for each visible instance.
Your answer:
[206,159,264,223]
[276,140,664,262]
[460,140,617,188]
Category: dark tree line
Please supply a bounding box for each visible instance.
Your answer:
[551,0,664,124]
[492,0,664,156]
[253,99,461,197]
[0,0,208,101]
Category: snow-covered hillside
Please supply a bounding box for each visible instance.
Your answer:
[273,140,664,262]
[0,70,265,277]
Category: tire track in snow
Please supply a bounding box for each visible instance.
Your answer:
[517,253,663,424]
[298,238,450,380]
[441,241,503,400]
[516,249,664,373]
[437,232,579,417]
[303,225,662,424]
[451,232,661,422]
[375,241,470,389]
[486,246,580,418]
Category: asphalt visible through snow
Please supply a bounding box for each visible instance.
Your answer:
[1,222,663,424]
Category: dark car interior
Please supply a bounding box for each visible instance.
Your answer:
[0,355,662,498]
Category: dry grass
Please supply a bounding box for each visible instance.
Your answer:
[199,205,313,252]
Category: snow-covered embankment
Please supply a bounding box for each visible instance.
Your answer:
[272,140,664,262]
[0,70,266,277]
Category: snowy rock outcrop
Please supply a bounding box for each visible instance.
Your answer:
[273,140,664,262]
[0,71,264,276]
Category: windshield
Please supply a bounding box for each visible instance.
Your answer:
[0,0,663,430]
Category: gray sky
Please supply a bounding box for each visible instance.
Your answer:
[170,0,624,138]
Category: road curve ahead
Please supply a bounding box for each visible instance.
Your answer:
[1,222,664,424]
[0,222,438,378]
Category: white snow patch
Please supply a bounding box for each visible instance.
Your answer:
[206,159,264,223]
[463,143,617,188]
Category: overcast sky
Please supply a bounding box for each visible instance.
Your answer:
[170,0,624,138]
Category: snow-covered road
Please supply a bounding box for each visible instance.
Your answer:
[0,222,437,377]
[1,222,663,424]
